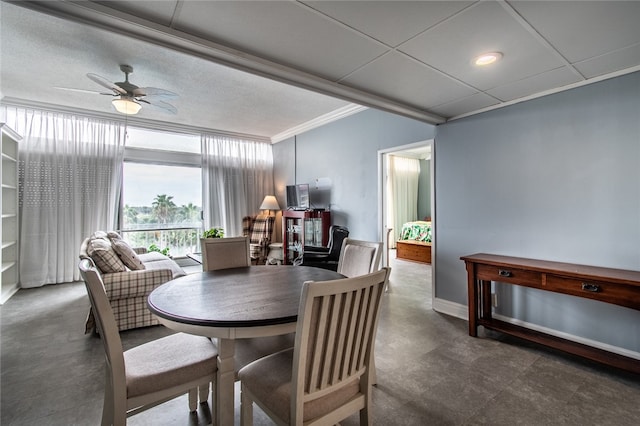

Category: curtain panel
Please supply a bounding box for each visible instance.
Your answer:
[201,135,274,236]
[4,107,124,287]
[387,155,420,248]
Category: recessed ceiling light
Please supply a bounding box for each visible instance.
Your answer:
[474,52,503,66]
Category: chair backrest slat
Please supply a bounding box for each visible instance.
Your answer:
[331,291,351,384]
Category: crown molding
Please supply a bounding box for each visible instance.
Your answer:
[271,104,368,143]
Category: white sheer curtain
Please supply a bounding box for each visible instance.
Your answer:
[4,106,124,287]
[201,135,274,236]
[387,155,421,248]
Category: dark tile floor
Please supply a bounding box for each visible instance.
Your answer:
[2,253,639,425]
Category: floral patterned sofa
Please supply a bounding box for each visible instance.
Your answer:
[79,231,186,333]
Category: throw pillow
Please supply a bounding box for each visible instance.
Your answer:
[107,231,123,241]
[87,238,127,273]
[112,240,146,271]
[91,230,109,240]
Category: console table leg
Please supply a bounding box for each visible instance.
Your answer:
[481,280,492,321]
[466,266,478,337]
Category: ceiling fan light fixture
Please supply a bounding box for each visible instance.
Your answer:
[112,97,141,115]
[474,52,503,66]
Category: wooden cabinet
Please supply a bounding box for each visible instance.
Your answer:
[1,124,21,304]
[461,253,640,374]
[282,210,330,265]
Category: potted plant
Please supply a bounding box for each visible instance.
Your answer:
[148,243,171,257]
[202,227,224,238]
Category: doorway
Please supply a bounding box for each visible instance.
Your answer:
[378,139,434,298]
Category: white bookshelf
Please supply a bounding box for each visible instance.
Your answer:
[1,124,21,304]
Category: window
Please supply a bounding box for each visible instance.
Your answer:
[120,127,202,257]
[125,127,201,153]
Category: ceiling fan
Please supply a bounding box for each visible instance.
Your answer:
[61,64,178,115]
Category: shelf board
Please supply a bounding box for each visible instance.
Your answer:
[1,152,17,162]
[2,240,17,250]
[1,261,16,273]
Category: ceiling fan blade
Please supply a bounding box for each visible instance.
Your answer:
[133,87,178,99]
[54,86,113,95]
[140,99,178,114]
[87,73,127,95]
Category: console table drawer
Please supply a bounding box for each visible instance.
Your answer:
[476,264,542,287]
[544,275,640,310]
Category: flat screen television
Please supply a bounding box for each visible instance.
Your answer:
[286,184,310,210]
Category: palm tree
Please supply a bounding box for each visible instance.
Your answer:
[178,203,201,224]
[151,194,177,225]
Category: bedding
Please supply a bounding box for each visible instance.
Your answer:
[399,220,432,243]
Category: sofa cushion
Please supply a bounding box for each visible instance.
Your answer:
[112,240,145,271]
[87,238,127,273]
[107,230,123,241]
[141,256,186,278]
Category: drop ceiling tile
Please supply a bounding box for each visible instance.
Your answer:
[574,44,640,79]
[302,0,473,47]
[97,0,179,26]
[511,1,640,63]
[173,1,387,80]
[430,92,500,118]
[399,1,565,91]
[341,52,476,111]
[486,67,583,102]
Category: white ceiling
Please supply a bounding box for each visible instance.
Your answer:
[2,1,640,142]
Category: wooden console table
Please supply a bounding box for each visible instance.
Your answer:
[461,253,640,374]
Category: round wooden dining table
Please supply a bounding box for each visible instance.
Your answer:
[147,265,344,426]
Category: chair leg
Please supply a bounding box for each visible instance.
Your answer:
[240,383,254,426]
[199,382,210,404]
[102,392,113,426]
[188,388,197,412]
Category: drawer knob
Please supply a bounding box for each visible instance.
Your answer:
[498,269,512,277]
[581,283,601,292]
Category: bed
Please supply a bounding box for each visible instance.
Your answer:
[396,220,432,264]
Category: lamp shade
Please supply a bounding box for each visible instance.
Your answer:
[112,97,141,115]
[259,195,280,211]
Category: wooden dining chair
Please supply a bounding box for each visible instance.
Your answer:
[238,267,391,426]
[79,258,218,425]
[337,238,383,278]
[201,236,251,271]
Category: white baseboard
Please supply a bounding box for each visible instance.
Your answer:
[432,297,468,320]
[432,297,640,361]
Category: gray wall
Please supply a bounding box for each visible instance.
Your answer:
[272,108,435,242]
[417,159,431,220]
[434,71,640,352]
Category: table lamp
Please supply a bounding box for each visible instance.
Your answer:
[259,195,280,216]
